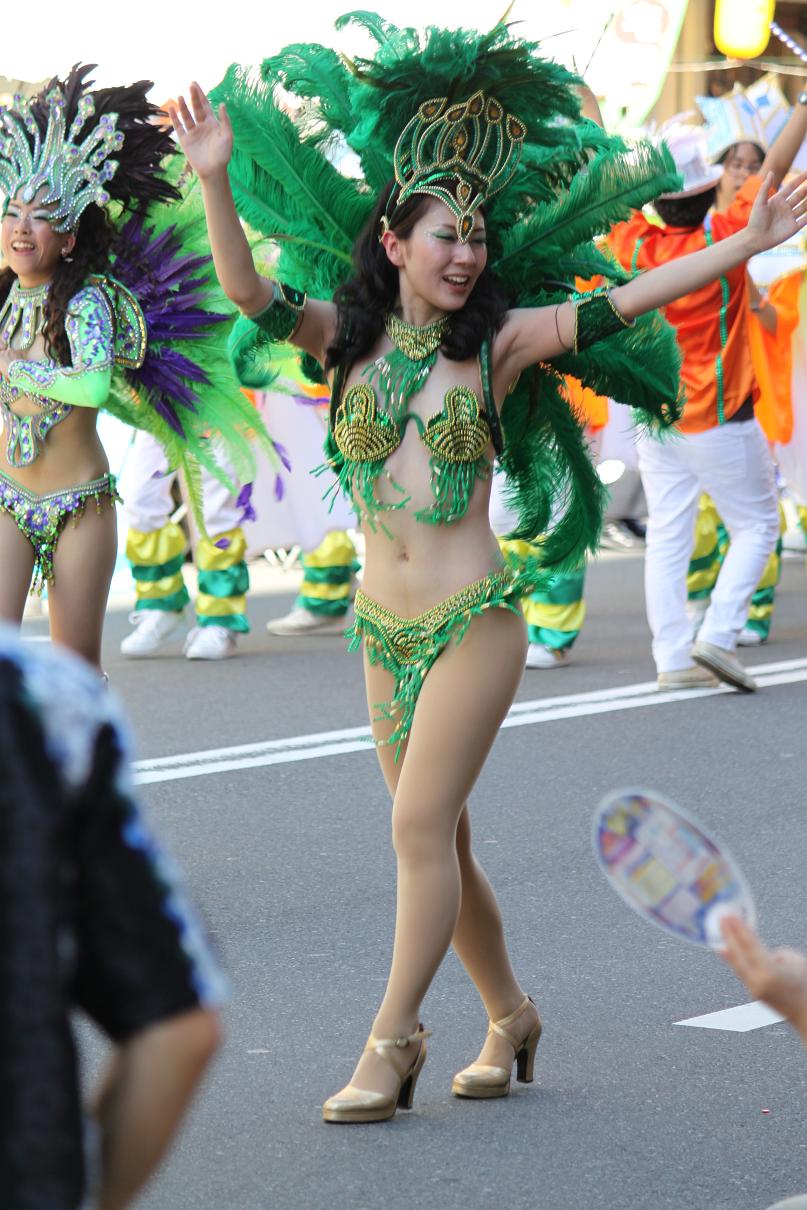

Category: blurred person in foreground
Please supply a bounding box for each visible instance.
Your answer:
[721,916,807,1048]
[0,626,225,1209]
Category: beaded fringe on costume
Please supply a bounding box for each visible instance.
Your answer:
[347,566,540,758]
[0,470,121,594]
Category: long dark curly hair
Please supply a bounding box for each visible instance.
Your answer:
[0,205,116,365]
[326,182,510,372]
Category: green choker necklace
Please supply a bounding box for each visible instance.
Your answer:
[385,311,449,361]
[0,280,50,351]
[364,311,450,424]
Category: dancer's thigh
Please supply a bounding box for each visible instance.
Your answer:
[364,652,408,796]
[49,504,117,666]
[0,511,35,623]
[392,607,527,844]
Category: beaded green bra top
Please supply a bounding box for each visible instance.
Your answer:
[323,313,503,529]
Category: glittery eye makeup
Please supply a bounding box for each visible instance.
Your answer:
[2,203,54,226]
[431,227,487,244]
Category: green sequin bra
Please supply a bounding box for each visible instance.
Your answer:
[322,312,498,529]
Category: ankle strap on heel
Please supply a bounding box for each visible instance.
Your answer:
[487,996,532,1050]
[365,1025,431,1056]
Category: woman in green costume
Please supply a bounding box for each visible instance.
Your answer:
[171,15,807,1123]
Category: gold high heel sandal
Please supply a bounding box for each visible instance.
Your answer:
[452,996,541,1099]
[322,1025,431,1124]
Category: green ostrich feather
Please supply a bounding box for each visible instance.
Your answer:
[497,143,681,283]
[210,66,373,299]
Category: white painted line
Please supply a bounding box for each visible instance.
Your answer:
[134,739,372,785]
[675,1001,786,1032]
[132,657,807,785]
[134,724,370,771]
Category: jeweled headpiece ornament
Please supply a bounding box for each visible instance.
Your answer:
[384,90,527,242]
[0,65,179,233]
[0,89,124,231]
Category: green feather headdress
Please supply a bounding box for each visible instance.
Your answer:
[212,12,684,568]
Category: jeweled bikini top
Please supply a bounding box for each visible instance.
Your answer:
[0,279,75,467]
[325,313,504,528]
[0,276,129,468]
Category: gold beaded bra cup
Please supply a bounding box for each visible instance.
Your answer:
[324,312,494,528]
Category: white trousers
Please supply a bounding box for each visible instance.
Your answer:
[119,430,242,536]
[637,419,779,673]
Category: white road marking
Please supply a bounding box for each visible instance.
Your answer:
[132,656,807,785]
[675,1001,786,1032]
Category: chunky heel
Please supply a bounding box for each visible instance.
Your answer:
[452,996,541,1099]
[397,1044,426,1109]
[515,1024,542,1083]
[323,1025,430,1124]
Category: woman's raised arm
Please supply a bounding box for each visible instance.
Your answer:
[168,84,270,316]
[495,170,807,385]
[169,83,336,364]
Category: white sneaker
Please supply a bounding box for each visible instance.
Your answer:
[525,643,569,669]
[266,606,349,637]
[120,610,185,657]
[692,640,757,693]
[183,625,238,660]
[737,626,765,647]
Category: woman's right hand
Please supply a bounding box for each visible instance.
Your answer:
[167,82,233,180]
[720,916,807,1044]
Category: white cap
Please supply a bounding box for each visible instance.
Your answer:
[656,121,724,199]
[697,86,768,163]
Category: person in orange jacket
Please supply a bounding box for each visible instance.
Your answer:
[607,98,807,692]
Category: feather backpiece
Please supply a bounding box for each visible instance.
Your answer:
[212,13,685,564]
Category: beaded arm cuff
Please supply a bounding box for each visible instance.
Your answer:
[572,288,635,355]
[246,280,307,343]
[6,284,114,409]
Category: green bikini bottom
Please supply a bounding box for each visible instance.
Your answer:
[347,566,538,759]
[0,468,121,594]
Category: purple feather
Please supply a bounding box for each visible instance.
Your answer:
[236,482,257,523]
[292,393,327,407]
[113,212,229,433]
[274,441,292,473]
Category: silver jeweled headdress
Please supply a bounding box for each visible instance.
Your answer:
[0,89,124,231]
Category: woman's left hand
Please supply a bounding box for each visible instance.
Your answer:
[747,170,807,253]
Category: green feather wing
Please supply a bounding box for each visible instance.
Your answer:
[496,143,681,285]
[499,369,606,566]
[210,66,372,297]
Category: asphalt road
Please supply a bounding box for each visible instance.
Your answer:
[34,549,806,1210]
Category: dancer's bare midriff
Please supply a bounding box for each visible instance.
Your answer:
[0,399,109,491]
